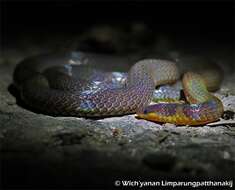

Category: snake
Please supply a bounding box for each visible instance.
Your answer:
[13,51,224,125]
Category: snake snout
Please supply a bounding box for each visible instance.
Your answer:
[136,104,159,116]
[136,104,166,121]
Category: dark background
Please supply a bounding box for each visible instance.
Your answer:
[0,1,235,189]
[1,0,234,49]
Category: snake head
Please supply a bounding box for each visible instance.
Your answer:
[136,103,172,121]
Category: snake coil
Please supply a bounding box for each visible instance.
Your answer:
[13,51,224,125]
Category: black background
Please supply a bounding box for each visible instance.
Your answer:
[1,0,234,48]
[1,1,235,189]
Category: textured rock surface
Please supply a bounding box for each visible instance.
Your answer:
[1,15,235,188]
[1,47,235,189]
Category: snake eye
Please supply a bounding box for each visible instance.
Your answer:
[143,109,148,114]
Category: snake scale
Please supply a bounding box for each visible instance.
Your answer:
[13,51,224,125]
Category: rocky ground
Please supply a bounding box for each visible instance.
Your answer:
[1,24,235,189]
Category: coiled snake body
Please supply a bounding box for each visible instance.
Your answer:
[13,51,224,125]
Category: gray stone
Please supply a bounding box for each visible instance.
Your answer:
[1,44,235,189]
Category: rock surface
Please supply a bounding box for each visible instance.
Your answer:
[1,25,235,189]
